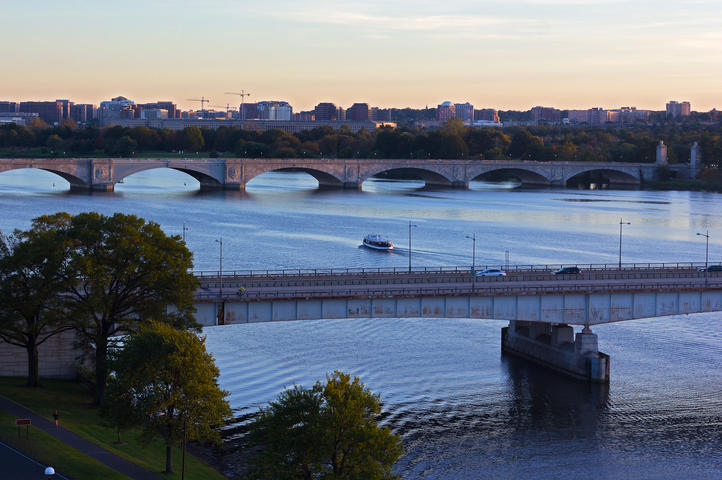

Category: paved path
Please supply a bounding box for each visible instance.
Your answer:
[0,395,163,480]
[0,439,71,480]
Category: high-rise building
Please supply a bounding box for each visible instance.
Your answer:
[566,107,606,126]
[240,103,258,120]
[314,102,338,121]
[666,100,691,118]
[347,103,370,121]
[607,106,650,124]
[137,101,178,119]
[436,101,455,121]
[454,102,474,123]
[70,103,95,123]
[19,101,66,124]
[257,101,292,121]
[0,101,19,113]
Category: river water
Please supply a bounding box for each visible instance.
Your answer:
[1,168,721,479]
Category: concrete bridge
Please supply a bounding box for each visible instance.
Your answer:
[0,157,695,191]
[193,263,722,382]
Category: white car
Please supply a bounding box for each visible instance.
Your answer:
[475,268,507,277]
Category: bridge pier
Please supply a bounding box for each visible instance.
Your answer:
[501,321,609,383]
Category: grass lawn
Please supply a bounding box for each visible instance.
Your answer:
[0,409,129,480]
[0,377,226,480]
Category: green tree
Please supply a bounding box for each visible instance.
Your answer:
[180,127,205,152]
[0,223,74,387]
[245,371,402,480]
[102,321,231,475]
[30,212,199,404]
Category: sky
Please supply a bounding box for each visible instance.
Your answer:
[3,0,721,111]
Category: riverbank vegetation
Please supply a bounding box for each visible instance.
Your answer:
[1,120,721,165]
[0,377,226,479]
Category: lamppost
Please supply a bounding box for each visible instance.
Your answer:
[697,230,710,268]
[408,221,417,272]
[466,233,476,275]
[618,218,631,269]
[215,237,223,294]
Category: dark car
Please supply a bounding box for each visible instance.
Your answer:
[698,265,722,272]
[553,266,582,275]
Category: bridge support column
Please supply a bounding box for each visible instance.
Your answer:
[342,182,362,190]
[450,180,469,189]
[501,322,609,383]
[90,183,115,192]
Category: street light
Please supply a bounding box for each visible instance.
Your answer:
[408,221,418,272]
[215,237,223,294]
[618,218,631,269]
[466,233,476,275]
[697,230,710,267]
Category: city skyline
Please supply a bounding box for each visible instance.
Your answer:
[3,1,721,112]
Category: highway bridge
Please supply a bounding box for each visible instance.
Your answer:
[193,262,722,383]
[0,157,696,191]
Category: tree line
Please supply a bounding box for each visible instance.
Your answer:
[1,119,721,164]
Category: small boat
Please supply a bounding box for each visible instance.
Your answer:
[363,233,393,250]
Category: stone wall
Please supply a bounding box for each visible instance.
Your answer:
[0,329,84,379]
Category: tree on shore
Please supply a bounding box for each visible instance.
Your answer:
[30,212,199,404]
[101,321,231,475]
[245,371,403,480]
[0,223,74,387]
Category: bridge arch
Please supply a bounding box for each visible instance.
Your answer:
[113,165,223,189]
[361,166,454,187]
[565,168,639,187]
[471,168,550,187]
[245,167,345,188]
[0,166,88,189]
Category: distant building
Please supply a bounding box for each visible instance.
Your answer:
[293,110,315,121]
[474,108,500,123]
[666,100,691,118]
[454,102,474,123]
[336,107,346,121]
[106,118,394,134]
[0,101,19,113]
[0,111,39,126]
[70,103,95,123]
[314,102,338,121]
[347,103,370,121]
[530,106,561,124]
[140,108,169,120]
[257,101,292,121]
[19,101,66,124]
[566,107,606,126]
[607,106,650,124]
[436,101,455,121]
[240,103,258,120]
[370,107,391,122]
[97,96,136,126]
[137,101,178,119]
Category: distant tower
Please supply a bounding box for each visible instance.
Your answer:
[690,141,702,176]
[655,140,668,165]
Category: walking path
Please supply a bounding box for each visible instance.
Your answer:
[0,395,163,480]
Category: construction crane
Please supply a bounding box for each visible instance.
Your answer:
[224,90,251,119]
[186,96,210,115]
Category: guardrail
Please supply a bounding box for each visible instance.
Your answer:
[194,262,712,279]
[194,279,722,301]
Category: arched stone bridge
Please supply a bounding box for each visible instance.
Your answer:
[0,157,693,191]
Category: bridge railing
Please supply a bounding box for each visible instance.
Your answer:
[194,279,722,301]
[194,261,710,279]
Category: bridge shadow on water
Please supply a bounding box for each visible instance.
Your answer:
[500,355,610,435]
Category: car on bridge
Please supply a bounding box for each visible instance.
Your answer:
[475,268,507,277]
[698,265,722,272]
[552,266,582,275]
